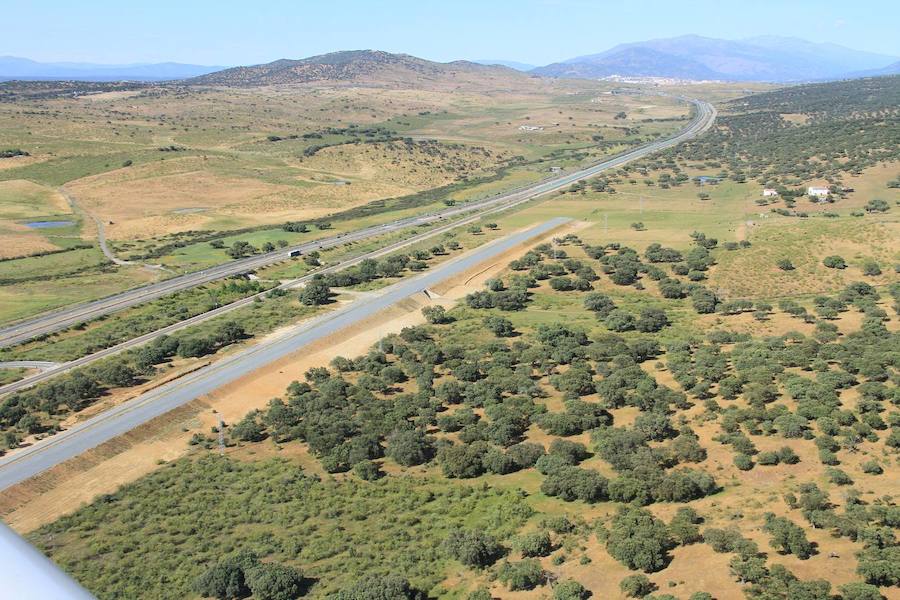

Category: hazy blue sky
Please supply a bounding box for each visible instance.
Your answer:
[5,0,899,65]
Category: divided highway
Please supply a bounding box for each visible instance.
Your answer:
[0,218,571,491]
[0,97,715,348]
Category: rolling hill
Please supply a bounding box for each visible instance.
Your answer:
[532,35,899,82]
[188,50,527,87]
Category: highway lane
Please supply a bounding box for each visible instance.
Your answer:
[0,97,714,348]
[0,201,519,396]
[0,217,570,491]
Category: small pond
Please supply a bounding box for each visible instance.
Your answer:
[25,220,75,229]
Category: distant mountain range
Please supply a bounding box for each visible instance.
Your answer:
[3,36,898,85]
[187,50,524,87]
[0,56,224,81]
[532,35,899,82]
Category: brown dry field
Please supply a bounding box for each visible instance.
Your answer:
[0,223,59,258]
[68,141,499,240]
[0,221,578,532]
[0,76,692,248]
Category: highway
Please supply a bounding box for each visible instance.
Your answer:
[0,97,715,348]
[0,217,570,491]
[0,203,525,396]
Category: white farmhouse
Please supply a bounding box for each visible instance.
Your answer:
[807,186,830,199]
[762,188,778,197]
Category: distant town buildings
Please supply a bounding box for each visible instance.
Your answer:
[518,125,543,132]
[549,166,563,173]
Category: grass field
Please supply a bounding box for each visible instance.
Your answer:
[0,77,700,323]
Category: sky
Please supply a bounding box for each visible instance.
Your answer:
[4,0,899,66]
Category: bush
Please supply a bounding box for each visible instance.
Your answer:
[554,579,589,600]
[443,529,503,568]
[777,446,800,464]
[763,514,815,559]
[506,442,545,468]
[422,305,451,324]
[584,293,616,317]
[438,442,488,478]
[826,467,853,485]
[823,255,847,269]
[619,573,655,597]
[606,506,674,572]
[548,438,590,464]
[838,582,885,600]
[635,307,669,332]
[541,466,608,502]
[385,429,433,467]
[483,316,515,337]
[861,460,883,475]
[299,277,331,305]
[332,575,424,600]
[757,451,780,466]
[498,559,545,591]
[194,551,259,600]
[231,413,266,443]
[353,460,383,481]
[245,563,306,600]
[515,531,552,557]
[669,507,703,545]
[734,453,754,471]
[604,310,635,332]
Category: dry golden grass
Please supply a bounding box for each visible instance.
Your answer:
[0,224,60,258]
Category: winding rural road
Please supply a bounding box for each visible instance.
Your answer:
[0,218,571,491]
[0,97,715,348]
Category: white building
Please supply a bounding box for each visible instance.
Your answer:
[518,125,543,132]
[807,186,830,199]
[762,188,778,197]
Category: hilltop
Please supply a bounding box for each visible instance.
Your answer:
[188,50,529,87]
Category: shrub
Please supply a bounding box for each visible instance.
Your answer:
[757,451,780,466]
[861,460,883,475]
[548,438,590,464]
[604,310,636,332]
[669,507,703,545]
[635,307,669,332]
[498,559,545,591]
[763,514,815,559]
[823,256,847,269]
[444,529,503,568]
[541,466,608,502]
[734,453,754,471]
[620,573,655,598]
[515,531,552,557]
[554,579,589,600]
[777,258,795,271]
[194,551,259,600]
[839,582,886,600]
[606,506,675,572]
[385,429,433,467]
[332,575,424,600]
[245,563,306,600]
[483,316,515,337]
